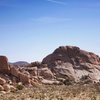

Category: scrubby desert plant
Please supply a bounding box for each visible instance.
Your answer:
[16,82,24,90]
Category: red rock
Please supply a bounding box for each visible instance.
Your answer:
[42,46,100,83]
[0,56,10,74]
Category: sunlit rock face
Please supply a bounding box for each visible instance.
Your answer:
[42,46,100,83]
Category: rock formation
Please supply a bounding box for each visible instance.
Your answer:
[0,45,100,92]
[0,56,10,74]
[42,46,100,83]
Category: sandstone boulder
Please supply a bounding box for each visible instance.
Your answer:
[0,56,10,73]
[3,84,10,92]
[0,77,6,85]
[41,79,59,85]
[18,72,30,84]
[0,85,4,91]
[42,46,100,83]
[26,67,38,76]
[10,66,19,77]
[42,46,100,66]
[38,68,54,80]
[10,85,16,92]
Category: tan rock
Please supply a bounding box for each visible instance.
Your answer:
[30,80,37,86]
[19,72,30,84]
[42,46,100,83]
[0,56,10,74]
[0,91,6,94]
[0,77,6,85]
[10,85,16,92]
[0,85,4,91]
[39,68,54,80]
[3,84,10,92]
[10,66,19,77]
[31,67,38,76]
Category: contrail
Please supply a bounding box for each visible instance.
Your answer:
[47,0,66,5]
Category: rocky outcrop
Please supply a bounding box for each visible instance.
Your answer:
[42,46,100,83]
[0,56,39,92]
[18,72,30,85]
[38,68,54,80]
[0,45,100,91]
[0,56,10,74]
[10,66,19,77]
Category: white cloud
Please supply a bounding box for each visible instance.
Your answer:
[32,17,71,24]
[46,0,67,5]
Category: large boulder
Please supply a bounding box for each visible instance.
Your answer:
[42,46,100,66]
[3,84,10,92]
[10,66,19,77]
[38,68,54,80]
[0,85,4,91]
[25,67,38,76]
[0,56,10,74]
[18,72,30,85]
[0,77,6,85]
[42,46,100,83]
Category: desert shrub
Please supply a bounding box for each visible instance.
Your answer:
[63,79,74,85]
[16,83,24,90]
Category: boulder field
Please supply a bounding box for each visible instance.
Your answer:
[0,46,100,91]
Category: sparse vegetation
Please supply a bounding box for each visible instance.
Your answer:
[0,83,100,100]
[16,83,24,90]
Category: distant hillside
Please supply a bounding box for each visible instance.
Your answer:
[13,61,29,66]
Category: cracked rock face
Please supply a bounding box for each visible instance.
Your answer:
[42,46,100,83]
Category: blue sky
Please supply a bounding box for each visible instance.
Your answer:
[0,0,100,62]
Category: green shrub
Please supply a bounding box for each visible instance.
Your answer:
[16,83,24,90]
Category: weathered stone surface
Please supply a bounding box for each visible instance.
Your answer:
[42,46,100,83]
[0,77,6,85]
[18,72,30,84]
[41,79,60,85]
[38,68,54,80]
[3,84,10,92]
[0,56,10,73]
[0,85,4,91]
[31,67,38,76]
[10,66,19,77]
[42,46,100,66]
[52,62,78,82]
[0,45,100,85]
[10,85,16,92]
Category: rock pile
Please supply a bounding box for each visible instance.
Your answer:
[0,45,100,92]
[42,46,100,83]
